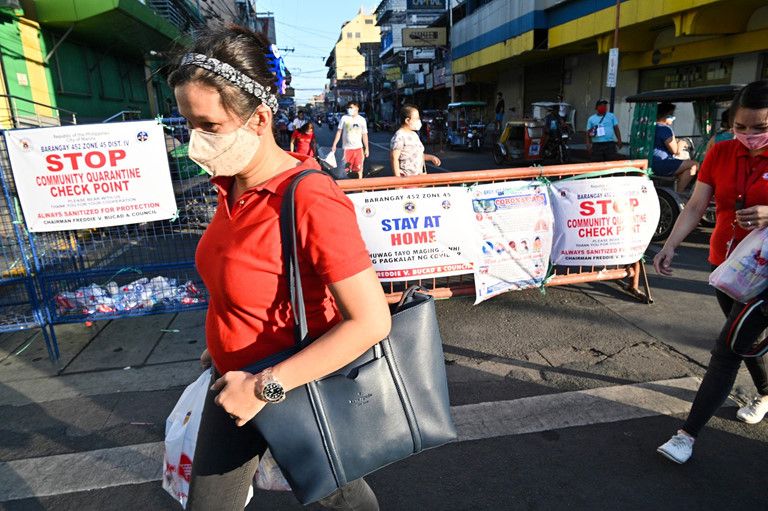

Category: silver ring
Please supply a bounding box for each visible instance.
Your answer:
[748,221,753,227]
[228,413,237,420]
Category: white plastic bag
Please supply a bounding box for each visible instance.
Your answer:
[255,449,291,491]
[162,369,210,508]
[710,228,768,302]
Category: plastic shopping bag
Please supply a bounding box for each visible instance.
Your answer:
[255,449,291,491]
[162,369,210,508]
[710,228,768,303]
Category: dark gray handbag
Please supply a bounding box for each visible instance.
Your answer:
[244,169,456,505]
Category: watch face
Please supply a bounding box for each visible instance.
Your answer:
[262,382,285,402]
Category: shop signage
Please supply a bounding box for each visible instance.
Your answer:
[402,27,447,47]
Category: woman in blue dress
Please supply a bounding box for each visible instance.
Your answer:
[652,103,698,193]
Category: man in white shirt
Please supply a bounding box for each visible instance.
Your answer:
[292,110,307,131]
[330,101,369,178]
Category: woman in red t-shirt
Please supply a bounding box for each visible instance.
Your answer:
[654,80,768,464]
[168,25,389,510]
[290,121,317,156]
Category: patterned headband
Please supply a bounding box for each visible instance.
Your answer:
[180,53,279,113]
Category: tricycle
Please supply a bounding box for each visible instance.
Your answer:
[492,119,544,165]
[626,84,743,241]
[446,101,486,151]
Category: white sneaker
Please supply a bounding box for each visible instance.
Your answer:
[657,430,695,464]
[736,394,768,424]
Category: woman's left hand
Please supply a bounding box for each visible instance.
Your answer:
[428,155,441,166]
[211,371,267,427]
[735,205,768,230]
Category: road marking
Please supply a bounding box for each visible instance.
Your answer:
[0,376,714,502]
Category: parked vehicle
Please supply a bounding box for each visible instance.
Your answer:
[533,102,574,164]
[420,109,447,145]
[492,120,544,165]
[446,101,486,151]
[626,84,742,241]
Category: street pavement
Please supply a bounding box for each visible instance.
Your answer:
[1,130,766,510]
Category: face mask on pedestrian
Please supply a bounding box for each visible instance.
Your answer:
[734,130,768,151]
[666,116,676,123]
[188,110,261,177]
[596,105,607,115]
[347,107,357,116]
[408,118,422,131]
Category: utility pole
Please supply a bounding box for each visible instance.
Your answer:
[608,0,620,112]
[448,0,455,103]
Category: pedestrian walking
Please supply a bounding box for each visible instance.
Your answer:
[290,121,317,157]
[495,92,505,131]
[585,99,623,161]
[652,102,698,193]
[292,109,307,131]
[331,101,369,178]
[168,24,389,509]
[390,105,441,177]
[654,79,768,465]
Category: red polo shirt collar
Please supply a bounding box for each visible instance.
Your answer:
[210,152,315,197]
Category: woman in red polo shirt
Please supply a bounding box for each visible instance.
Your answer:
[168,26,389,510]
[654,80,768,464]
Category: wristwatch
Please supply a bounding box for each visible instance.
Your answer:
[256,368,286,403]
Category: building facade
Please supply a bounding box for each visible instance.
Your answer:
[373,0,447,121]
[448,0,768,137]
[325,8,381,114]
[0,0,264,129]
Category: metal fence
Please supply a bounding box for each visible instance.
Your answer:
[0,118,213,362]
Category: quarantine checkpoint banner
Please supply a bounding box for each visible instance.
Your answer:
[5,121,177,232]
[347,187,478,282]
[550,175,660,266]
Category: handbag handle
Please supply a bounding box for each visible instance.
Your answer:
[279,169,328,349]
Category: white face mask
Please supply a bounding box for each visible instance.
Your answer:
[409,119,422,131]
[347,108,357,116]
[188,112,260,177]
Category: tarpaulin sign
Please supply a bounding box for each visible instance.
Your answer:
[550,174,659,266]
[348,187,477,282]
[470,180,554,304]
[5,121,177,232]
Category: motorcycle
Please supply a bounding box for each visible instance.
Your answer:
[541,114,571,164]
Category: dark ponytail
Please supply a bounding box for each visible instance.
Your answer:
[167,24,277,121]
[729,80,768,122]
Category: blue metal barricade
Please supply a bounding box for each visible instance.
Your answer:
[0,118,215,361]
[0,141,56,359]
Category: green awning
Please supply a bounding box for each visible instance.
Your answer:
[36,0,188,57]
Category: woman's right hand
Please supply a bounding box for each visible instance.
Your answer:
[653,245,676,276]
[200,348,212,369]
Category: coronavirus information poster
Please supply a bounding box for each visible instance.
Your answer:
[348,187,478,282]
[470,180,554,304]
[5,121,177,232]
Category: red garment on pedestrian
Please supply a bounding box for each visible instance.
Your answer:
[343,148,364,173]
[195,154,372,374]
[698,139,768,265]
[291,130,315,156]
